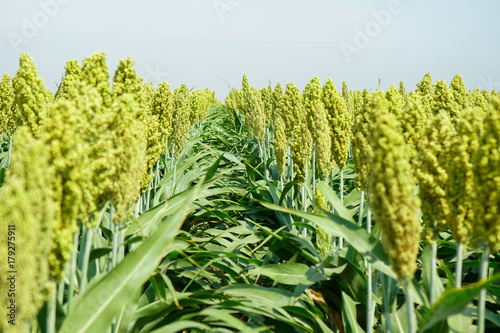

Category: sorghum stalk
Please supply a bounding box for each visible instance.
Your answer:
[405,278,416,333]
[80,225,93,293]
[367,91,421,281]
[358,190,365,227]
[430,234,437,304]
[478,244,490,333]
[455,242,463,289]
[365,196,375,332]
[67,231,79,313]
[46,283,56,333]
[12,53,52,137]
[472,97,500,333]
[110,202,118,269]
[417,111,455,302]
[338,166,344,248]
[382,274,392,332]
[447,107,484,287]
[312,144,316,203]
[7,136,12,167]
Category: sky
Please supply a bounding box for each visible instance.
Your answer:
[1,0,499,99]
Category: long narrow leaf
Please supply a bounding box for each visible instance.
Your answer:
[59,184,203,333]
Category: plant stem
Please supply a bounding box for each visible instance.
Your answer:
[57,280,64,305]
[338,166,344,248]
[405,278,416,333]
[330,170,336,248]
[478,243,490,333]
[170,143,175,170]
[430,234,437,305]
[170,144,176,197]
[146,183,151,211]
[171,161,177,197]
[117,228,125,262]
[154,159,160,187]
[358,190,365,227]
[301,154,308,237]
[110,202,118,269]
[46,281,56,333]
[339,166,344,203]
[366,195,375,332]
[80,226,93,293]
[67,230,79,313]
[134,199,140,217]
[455,241,463,289]
[312,144,316,203]
[7,136,12,167]
[382,274,392,333]
[366,259,374,333]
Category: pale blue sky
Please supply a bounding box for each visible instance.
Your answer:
[1,0,499,99]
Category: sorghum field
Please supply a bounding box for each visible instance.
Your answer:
[1,52,500,333]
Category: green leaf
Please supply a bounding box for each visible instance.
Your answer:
[317,181,356,222]
[422,243,444,306]
[59,184,203,333]
[419,272,500,331]
[388,299,409,333]
[219,284,293,308]
[248,263,310,285]
[126,179,214,237]
[342,292,365,333]
[88,248,112,263]
[206,153,224,180]
[448,309,473,333]
[149,320,211,333]
[259,201,397,279]
[279,180,302,206]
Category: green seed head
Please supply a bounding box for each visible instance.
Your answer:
[277,82,303,137]
[224,89,240,123]
[272,82,284,121]
[303,76,323,135]
[314,103,332,178]
[246,88,266,141]
[400,94,430,172]
[416,72,433,117]
[12,53,51,137]
[81,51,113,108]
[153,81,174,142]
[449,74,469,110]
[101,94,147,221]
[447,107,484,245]
[57,59,82,100]
[399,81,407,101]
[342,81,353,115]
[171,84,192,151]
[353,91,377,190]
[273,115,287,176]
[367,102,421,280]
[0,73,17,135]
[314,189,333,257]
[191,89,209,123]
[0,127,60,332]
[432,80,460,121]
[279,82,312,181]
[472,97,500,251]
[324,78,351,169]
[417,110,456,242]
[386,83,403,117]
[470,88,490,114]
[113,57,143,98]
[260,84,274,127]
